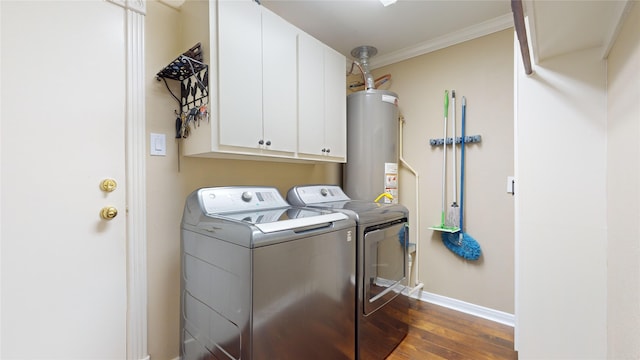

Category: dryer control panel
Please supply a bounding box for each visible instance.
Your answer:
[287,185,351,205]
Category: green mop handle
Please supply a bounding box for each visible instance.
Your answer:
[444,91,449,118]
[441,90,449,226]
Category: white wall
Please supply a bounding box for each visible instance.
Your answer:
[515,46,607,357]
[606,3,640,359]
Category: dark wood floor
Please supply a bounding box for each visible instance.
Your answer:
[387,299,518,360]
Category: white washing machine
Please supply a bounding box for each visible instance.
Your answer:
[181,186,356,360]
[287,184,410,359]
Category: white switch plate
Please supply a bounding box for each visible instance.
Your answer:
[507,176,515,194]
[150,133,166,156]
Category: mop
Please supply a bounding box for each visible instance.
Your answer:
[429,90,459,233]
[443,96,481,260]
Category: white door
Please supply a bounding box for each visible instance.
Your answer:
[1,1,127,358]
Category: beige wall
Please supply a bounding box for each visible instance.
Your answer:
[143,2,640,358]
[145,2,340,359]
[370,30,515,314]
[607,3,640,359]
[146,5,514,355]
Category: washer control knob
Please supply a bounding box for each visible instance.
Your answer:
[320,188,329,196]
[241,191,253,202]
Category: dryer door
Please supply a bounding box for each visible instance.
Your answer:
[363,221,407,315]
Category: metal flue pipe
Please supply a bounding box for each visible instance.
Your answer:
[350,45,378,91]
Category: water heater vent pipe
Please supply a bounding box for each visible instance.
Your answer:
[350,45,378,91]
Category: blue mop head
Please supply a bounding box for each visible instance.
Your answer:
[398,224,409,248]
[442,232,482,261]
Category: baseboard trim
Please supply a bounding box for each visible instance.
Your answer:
[413,290,515,327]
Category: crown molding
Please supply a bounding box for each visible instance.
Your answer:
[106,0,146,15]
[370,13,514,69]
[158,0,186,9]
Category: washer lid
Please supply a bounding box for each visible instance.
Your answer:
[219,207,348,233]
[194,186,349,234]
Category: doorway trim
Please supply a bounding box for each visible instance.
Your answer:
[108,0,149,359]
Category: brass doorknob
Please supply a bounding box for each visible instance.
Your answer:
[100,206,118,220]
[100,179,117,192]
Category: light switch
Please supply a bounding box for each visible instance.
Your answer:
[150,133,166,156]
[507,176,515,194]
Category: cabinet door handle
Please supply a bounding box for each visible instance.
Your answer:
[326,148,330,154]
[258,139,264,145]
[265,140,271,146]
[321,148,326,153]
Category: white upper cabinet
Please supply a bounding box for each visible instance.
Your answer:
[298,32,347,162]
[298,32,325,156]
[181,0,345,162]
[323,45,347,160]
[218,0,263,150]
[261,8,297,153]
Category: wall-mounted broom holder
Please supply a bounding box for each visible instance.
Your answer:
[429,135,482,146]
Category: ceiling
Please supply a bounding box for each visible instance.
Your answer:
[259,0,634,69]
[261,0,512,68]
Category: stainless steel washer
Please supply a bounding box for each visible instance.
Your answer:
[181,186,356,360]
[287,185,409,360]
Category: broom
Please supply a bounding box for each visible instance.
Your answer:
[445,90,459,228]
[429,91,458,233]
[443,96,481,260]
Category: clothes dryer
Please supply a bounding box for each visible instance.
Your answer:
[287,184,409,359]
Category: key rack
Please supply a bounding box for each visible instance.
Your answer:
[156,42,209,114]
[156,42,207,81]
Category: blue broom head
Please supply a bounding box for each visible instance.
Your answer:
[442,232,482,261]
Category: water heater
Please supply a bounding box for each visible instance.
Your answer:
[344,89,399,203]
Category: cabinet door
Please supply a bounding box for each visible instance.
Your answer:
[323,46,347,159]
[262,8,297,153]
[218,0,263,149]
[297,32,326,156]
